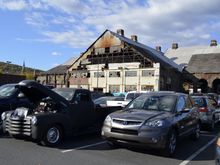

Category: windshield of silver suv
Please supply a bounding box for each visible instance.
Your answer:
[126,94,177,112]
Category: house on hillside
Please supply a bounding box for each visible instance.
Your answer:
[67,29,183,93]
[165,41,220,94]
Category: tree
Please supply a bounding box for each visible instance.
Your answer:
[25,72,35,80]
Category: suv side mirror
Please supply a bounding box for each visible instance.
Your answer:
[176,108,190,115]
[181,108,190,113]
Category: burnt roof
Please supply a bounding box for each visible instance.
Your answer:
[70,29,182,72]
[186,53,220,73]
[109,31,182,72]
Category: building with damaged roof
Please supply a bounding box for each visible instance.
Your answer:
[65,29,183,93]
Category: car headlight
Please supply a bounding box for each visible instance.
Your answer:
[145,120,164,127]
[1,112,6,121]
[31,116,37,125]
[104,115,112,125]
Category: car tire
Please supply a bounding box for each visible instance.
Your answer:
[41,125,62,147]
[163,129,177,157]
[191,122,200,140]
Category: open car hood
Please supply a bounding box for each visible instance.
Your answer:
[16,80,69,107]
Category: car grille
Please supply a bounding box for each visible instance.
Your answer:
[112,119,143,126]
[5,116,32,136]
[111,128,138,135]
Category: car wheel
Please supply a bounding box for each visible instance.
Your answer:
[191,122,200,140]
[163,129,177,157]
[41,125,62,147]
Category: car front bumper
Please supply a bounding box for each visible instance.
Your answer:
[102,124,169,149]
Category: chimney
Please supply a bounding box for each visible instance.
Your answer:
[117,29,124,36]
[210,40,217,46]
[131,35,138,42]
[172,43,178,49]
[156,46,161,52]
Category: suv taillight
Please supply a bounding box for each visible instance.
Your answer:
[199,107,208,112]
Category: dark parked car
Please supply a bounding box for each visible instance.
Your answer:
[2,80,120,146]
[102,92,200,156]
[191,95,220,131]
[0,84,30,130]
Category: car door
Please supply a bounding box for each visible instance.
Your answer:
[184,95,198,130]
[71,90,95,129]
[175,96,192,136]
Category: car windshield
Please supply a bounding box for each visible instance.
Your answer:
[126,93,143,100]
[0,84,17,97]
[126,95,176,112]
[53,88,75,101]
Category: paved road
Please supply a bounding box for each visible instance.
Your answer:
[0,125,219,165]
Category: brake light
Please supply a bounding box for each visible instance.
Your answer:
[199,107,208,112]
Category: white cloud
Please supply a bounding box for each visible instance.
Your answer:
[0,0,27,10]
[51,51,62,56]
[5,0,220,50]
[42,27,96,47]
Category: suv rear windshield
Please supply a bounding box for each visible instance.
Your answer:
[191,97,207,107]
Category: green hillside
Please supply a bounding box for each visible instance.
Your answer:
[0,62,44,75]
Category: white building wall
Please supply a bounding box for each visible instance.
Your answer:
[87,62,160,93]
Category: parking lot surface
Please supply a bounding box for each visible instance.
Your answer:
[0,125,219,165]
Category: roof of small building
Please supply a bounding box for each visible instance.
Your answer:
[186,53,220,73]
[165,45,220,68]
[44,57,77,74]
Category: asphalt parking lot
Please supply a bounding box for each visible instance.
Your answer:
[0,125,219,165]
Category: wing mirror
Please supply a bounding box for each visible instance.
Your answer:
[176,108,190,115]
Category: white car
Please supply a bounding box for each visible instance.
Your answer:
[107,91,149,107]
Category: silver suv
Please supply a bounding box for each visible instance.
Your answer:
[191,96,220,131]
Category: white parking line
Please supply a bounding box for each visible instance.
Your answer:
[61,141,107,153]
[179,138,216,165]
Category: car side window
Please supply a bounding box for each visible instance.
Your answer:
[74,92,90,102]
[176,96,185,112]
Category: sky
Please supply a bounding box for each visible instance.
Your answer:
[0,0,220,71]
